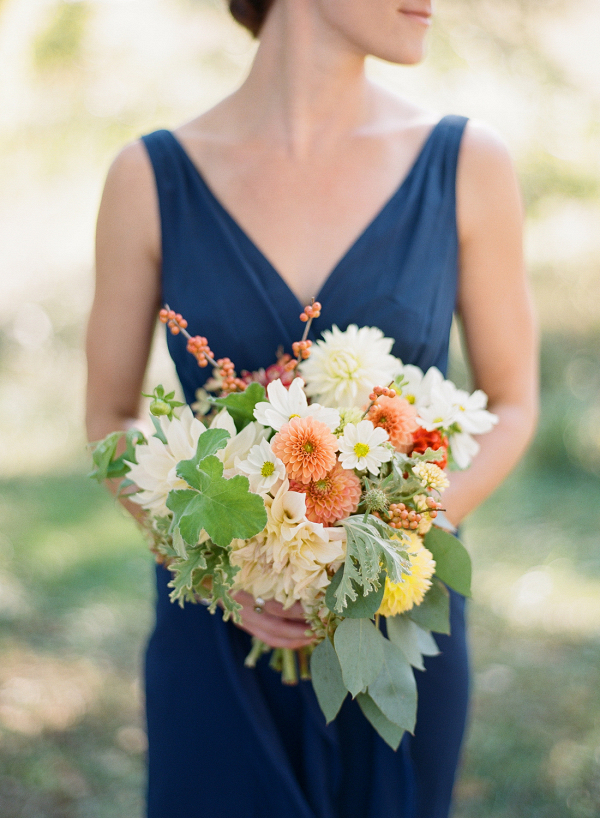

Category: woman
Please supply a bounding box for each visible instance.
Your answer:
[86,1,538,816]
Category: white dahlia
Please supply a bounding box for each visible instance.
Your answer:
[127,406,207,516]
[298,325,402,409]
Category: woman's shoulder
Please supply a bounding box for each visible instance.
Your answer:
[456,119,522,239]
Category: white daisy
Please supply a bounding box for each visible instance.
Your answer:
[298,324,402,409]
[253,377,340,431]
[338,419,392,474]
[236,439,286,495]
[395,364,427,405]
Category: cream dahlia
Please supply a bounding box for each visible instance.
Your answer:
[298,324,402,409]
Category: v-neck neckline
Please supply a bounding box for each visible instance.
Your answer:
[166,117,446,309]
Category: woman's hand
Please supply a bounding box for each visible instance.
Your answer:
[232,591,315,650]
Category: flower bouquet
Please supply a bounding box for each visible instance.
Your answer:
[89,301,497,748]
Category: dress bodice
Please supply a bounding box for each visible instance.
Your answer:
[141,115,468,406]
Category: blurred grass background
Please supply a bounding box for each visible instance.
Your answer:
[0,0,599,816]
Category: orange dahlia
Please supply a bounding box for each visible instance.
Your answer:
[271,416,338,484]
[367,395,418,452]
[290,461,362,526]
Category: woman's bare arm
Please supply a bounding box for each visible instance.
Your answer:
[87,144,311,645]
[443,121,539,527]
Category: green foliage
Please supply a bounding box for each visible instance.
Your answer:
[211,383,266,432]
[324,567,385,619]
[424,527,472,598]
[333,618,384,697]
[167,429,267,548]
[329,516,410,614]
[386,615,427,670]
[407,578,451,634]
[310,637,347,723]
[367,637,417,734]
[168,540,241,620]
[143,384,185,419]
[33,1,90,70]
[88,428,145,483]
[356,692,404,751]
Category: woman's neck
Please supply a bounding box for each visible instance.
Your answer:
[228,1,375,158]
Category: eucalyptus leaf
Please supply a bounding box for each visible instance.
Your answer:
[385,615,425,670]
[424,527,472,598]
[407,578,450,635]
[310,638,348,723]
[356,692,404,751]
[368,637,417,733]
[211,383,266,432]
[334,618,384,698]
[414,625,439,657]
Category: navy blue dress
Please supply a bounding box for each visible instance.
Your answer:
[141,114,470,818]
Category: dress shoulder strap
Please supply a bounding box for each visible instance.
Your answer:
[429,115,469,194]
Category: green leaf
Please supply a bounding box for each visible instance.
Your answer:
[424,527,472,597]
[168,548,208,604]
[368,637,417,733]
[414,625,439,657]
[356,692,404,751]
[167,475,267,549]
[211,383,266,432]
[151,415,167,443]
[310,637,348,723]
[386,615,426,670]
[330,516,410,614]
[193,428,231,461]
[325,568,385,619]
[172,527,188,559]
[334,618,384,698]
[88,428,145,482]
[407,578,450,635]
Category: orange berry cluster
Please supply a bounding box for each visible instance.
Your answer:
[299,301,322,322]
[292,339,312,360]
[369,385,397,402]
[159,308,188,335]
[217,357,247,394]
[383,498,443,531]
[186,335,213,368]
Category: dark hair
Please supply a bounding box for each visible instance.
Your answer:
[229,0,274,37]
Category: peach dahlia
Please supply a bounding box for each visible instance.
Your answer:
[271,416,338,484]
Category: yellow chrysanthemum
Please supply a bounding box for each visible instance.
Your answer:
[412,461,449,492]
[378,532,436,616]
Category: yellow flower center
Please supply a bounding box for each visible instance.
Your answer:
[354,442,370,458]
[314,478,329,493]
[303,441,315,453]
[261,461,275,477]
[288,413,301,419]
[433,417,443,424]
[406,394,416,404]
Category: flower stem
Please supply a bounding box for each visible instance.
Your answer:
[298,647,311,680]
[281,649,298,685]
[244,637,268,668]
